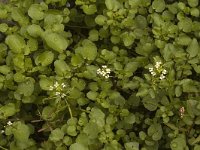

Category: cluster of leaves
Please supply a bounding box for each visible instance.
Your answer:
[1,0,200,149]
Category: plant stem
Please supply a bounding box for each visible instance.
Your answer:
[0,146,8,150]
[64,99,73,118]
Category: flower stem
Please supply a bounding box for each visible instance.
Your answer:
[0,146,8,150]
[64,99,73,118]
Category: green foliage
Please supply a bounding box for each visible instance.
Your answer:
[0,0,200,149]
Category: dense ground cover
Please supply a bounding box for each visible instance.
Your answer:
[1,0,200,149]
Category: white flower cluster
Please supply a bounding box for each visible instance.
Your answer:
[97,65,111,79]
[49,81,67,98]
[1,121,13,134]
[148,61,167,80]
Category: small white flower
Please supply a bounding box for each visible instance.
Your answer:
[162,69,167,74]
[97,65,111,78]
[54,81,59,88]
[1,130,4,133]
[55,92,60,96]
[160,74,165,80]
[155,61,162,69]
[49,86,54,91]
[61,93,66,98]
[151,72,156,76]
[61,83,66,88]
[149,67,154,72]
[7,121,12,126]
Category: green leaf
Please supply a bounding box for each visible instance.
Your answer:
[186,38,200,58]
[143,96,158,111]
[49,128,64,142]
[11,8,29,26]
[176,34,192,46]
[121,32,135,47]
[43,32,69,53]
[170,134,186,150]
[187,100,200,117]
[88,29,99,41]
[181,79,198,93]
[63,136,72,146]
[27,24,43,38]
[44,14,63,26]
[28,4,45,20]
[66,125,77,136]
[0,65,11,75]
[17,78,35,96]
[76,39,97,61]
[42,106,56,121]
[54,60,71,77]
[95,15,107,25]
[82,4,97,15]
[124,113,136,124]
[12,121,31,142]
[147,123,163,141]
[124,62,138,76]
[125,142,139,150]
[71,54,84,67]
[69,143,88,150]
[0,103,17,119]
[5,34,26,53]
[109,91,125,106]
[187,0,198,7]
[83,122,100,139]
[152,0,166,12]
[178,17,193,33]
[13,54,24,69]
[35,51,54,66]
[89,107,105,128]
[87,91,98,101]
[105,0,122,11]
[39,77,53,91]
[0,23,8,32]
